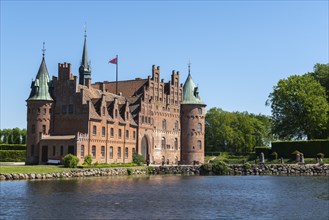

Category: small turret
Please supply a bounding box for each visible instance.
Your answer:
[26,43,54,164]
[79,30,91,85]
[180,64,206,164]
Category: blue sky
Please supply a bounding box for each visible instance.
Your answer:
[1,1,328,129]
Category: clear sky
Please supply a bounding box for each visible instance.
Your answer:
[1,0,328,129]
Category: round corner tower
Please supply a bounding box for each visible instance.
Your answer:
[26,53,53,165]
[180,73,206,165]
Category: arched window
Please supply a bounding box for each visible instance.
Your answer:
[161,137,166,149]
[197,140,202,150]
[197,123,202,132]
[125,147,129,159]
[80,145,84,158]
[174,138,178,150]
[109,146,113,159]
[101,146,105,158]
[118,147,121,158]
[92,145,96,158]
[93,125,97,136]
[198,108,202,115]
[162,119,166,130]
[174,121,178,132]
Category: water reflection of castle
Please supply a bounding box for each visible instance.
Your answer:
[26,34,206,165]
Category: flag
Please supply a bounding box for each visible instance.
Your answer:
[109,57,117,64]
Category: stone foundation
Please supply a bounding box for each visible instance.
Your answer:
[1,164,328,181]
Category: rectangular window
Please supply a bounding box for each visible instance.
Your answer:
[68,105,73,114]
[43,108,46,115]
[110,128,114,137]
[132,148,136,153]
[118,147,121,158]
[92,145,96,158]
[60,146,64,156]
[119,129,122,138]
[133,131,136,140]
[102,127,105,137]
[101,146,105,158]
[93,125,96,136]
[125,147,128,159]
[80,145,84,158]
[52,146,56,156]
[126,130,129,139]
[62,105,67,114]
[109,146,113,159]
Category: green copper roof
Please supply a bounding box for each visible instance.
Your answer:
[181,74,204,105]
[27,57,53,101]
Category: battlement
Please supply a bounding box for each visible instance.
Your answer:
[58,62,73,81]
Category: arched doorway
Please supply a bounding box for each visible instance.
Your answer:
[141,135,149,161]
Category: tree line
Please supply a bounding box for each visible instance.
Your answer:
[0,128,27,144]
[205,63,328,154]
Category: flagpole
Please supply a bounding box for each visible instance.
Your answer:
[116,55,118,95]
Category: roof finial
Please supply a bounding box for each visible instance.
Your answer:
[188,59,191,76]
[84,22,87,38]
[42,42,46,58]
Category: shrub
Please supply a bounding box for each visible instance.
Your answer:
[271,152,278,160]
[200,163,213,173]
[244,162,251,169]
[0,150,26,162]
[127,168,133,175]
[317,153,324,159]
[132,152,145,165]
[83,154,92,165]
[211,160,228,175]
[63,154,79,168]
[147,166,153,175]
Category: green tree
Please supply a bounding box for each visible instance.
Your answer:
[12,128,21,144]
[267,74,329,140]
[309,63,329,100]
[205,108,272,154]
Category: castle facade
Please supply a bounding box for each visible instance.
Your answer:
[26,36,206,165]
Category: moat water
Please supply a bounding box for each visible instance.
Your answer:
[1,176,329,219]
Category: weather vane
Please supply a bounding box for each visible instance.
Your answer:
[42,42,46,57]
[84,22,87,37]
[188,59,191,75]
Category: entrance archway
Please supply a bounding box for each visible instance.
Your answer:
[141,135,149,161]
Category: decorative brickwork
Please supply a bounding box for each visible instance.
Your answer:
[26,37,205,165]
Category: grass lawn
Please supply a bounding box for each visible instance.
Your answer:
[0,165,72,174]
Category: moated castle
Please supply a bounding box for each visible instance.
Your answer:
[26,35,206,165]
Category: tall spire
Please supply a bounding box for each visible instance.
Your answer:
[79,25,91,85]
[27,42,53,101]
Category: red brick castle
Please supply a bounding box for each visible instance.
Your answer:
[26,35,206,165]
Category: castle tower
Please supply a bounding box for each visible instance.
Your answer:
[79,30,91,85]
[180,65,206,164]
[26,44,54,164]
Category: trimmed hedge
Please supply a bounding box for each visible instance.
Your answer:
[271,140,329,158]
[0,150,26,162]
[255,146,271,158]
[0,144,26,150]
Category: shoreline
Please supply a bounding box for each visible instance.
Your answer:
[1,164,329,181]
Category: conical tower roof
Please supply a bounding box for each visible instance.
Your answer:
[27,56,53,101]
[181,73,204,105]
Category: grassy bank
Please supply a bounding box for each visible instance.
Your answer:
[0,165,72,174]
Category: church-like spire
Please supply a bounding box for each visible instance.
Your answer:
[27,42,53,101]
[79,26,91,85]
